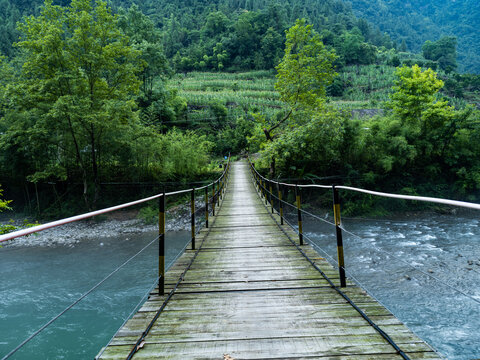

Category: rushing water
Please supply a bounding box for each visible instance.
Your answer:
[1,213,480,359]
[303,212,480,360]
[0,230,190,359]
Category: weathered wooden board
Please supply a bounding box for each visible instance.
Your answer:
[97,161,441,360]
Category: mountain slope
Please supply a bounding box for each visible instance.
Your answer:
[347,0,480,73]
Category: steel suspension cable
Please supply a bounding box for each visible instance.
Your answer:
[339,224,480,306]
[95,275,161,360]
[264,185,336,227]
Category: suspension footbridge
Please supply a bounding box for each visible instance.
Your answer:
[94,161,439,359]
[8,157,480,358]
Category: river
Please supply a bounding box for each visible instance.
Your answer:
[1,213,479,359]
[0,230,190,359]
[303,211,480,360]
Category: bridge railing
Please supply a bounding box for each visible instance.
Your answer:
[0,156,230,360]
[248,157,480,289]
[0,156,230,294]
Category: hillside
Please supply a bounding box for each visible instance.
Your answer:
[1,0,480,216]
[347,0,480,73]
[1,0,394,69]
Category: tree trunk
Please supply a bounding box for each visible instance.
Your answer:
[269,157,276,178]
[90,125,100,209]
[66,116,90,210]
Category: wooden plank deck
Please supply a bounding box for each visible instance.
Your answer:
[97,161,440,359]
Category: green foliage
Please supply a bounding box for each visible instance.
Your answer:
[390,65,451,122]
[215,116,256,154]
[0,185,12,212]
[0,1,215,217]
[255,63,480,209]
[336,29,377,66]
[138,205,158,224]
[0,0,21,57]
[0,185,40,236]
[275,19,337,112]
[117,4,170,93]
[4,0,143,208]
[422,36,457,73]
[347,0,479,73]
[161,129,213,179]
[259,108,346,178]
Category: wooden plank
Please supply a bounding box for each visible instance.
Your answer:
[99,339,435,359]
[97,161,440,360]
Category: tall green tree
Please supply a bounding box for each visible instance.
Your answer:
[259,19,336,175]
[388,64,455,169]
[118,4,169,94]
[422,36,457,73]
[390,65,453,128]
[268,18,337,141]
[5,0,142,209]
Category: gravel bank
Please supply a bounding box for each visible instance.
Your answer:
[2,201,206,248]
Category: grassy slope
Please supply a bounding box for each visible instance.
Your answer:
[168,65,479,121]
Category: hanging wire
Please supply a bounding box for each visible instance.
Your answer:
[2,236,159,360]
[250,156,480,307]
[252,180,411,360]
[338,224,480,306]
[95,275,160,360]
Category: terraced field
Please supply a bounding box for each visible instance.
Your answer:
[168,66,400,119]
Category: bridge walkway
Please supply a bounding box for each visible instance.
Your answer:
[98,161,439,359]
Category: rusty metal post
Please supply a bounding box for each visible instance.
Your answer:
[264,180,268,205]
[191,188,195,250]
[269,182,274,213]
[333,185,346,287]
[278,183,284,225]
[205,186,209,228]
[295,185,303,245]
[158,191,165,295]
[212,182,216,217]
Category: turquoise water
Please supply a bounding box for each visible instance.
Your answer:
[303,213,480,360]
[0,231,190,359]
[3,213,480,359]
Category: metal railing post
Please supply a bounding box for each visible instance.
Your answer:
[219,176,223,200]
[205,186,209,228]
[269,182,274,213]
[295,185,303,245]
[191,188,195,250]
[278,183,284,225]
[216,181,220,207]
[333,185,347,287]
[212,183,216,217]
[264,180,268,205]
[158,191,165,295]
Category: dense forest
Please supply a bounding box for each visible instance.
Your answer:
[1,0,480,222]
[347,0,480,74]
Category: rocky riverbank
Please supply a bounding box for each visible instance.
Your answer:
[2,200,207,248]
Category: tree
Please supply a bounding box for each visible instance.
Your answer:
[202,11,230,38]
[269,19,337,141]
[260,27,284,69]
[258,19,337,175]
[389,64,455,164]
[422,36,457,73]
[338,29,377,65]
[118,4,169,94]
[0,184,15,236]
[6,0,142,209]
